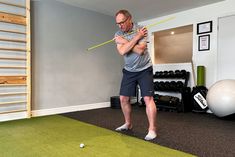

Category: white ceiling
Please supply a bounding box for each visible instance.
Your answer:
[57,0,224,21]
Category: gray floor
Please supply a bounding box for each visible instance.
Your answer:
[63,106,235,157]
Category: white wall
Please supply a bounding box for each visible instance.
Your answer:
[217,14,235,81]
[139,0,235,88]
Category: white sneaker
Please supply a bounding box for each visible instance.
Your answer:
[144,130,157,141]
[115,124,132,131]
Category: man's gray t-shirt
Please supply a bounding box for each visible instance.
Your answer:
[115,23,152,72]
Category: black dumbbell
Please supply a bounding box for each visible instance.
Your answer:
[175,70,180,78]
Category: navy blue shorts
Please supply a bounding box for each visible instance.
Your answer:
[120,66,154,97]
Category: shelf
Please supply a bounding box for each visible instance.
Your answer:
[157,105,177,110]
[153,70,191,112]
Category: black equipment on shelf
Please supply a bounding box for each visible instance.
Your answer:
[142,69,192,112]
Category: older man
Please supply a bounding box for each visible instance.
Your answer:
[114,9,157,140]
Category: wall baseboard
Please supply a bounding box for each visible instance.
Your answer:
[0,102,110,122]
[0,112,28,122]
[31,102,110,117]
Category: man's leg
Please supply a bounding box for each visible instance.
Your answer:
[138,67,157,140]
[116,69,137,131]
[115,95,133,131]
[144,96,157,140]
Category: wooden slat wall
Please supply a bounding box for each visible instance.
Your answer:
[0,0,30,118]
[0,76,26,84]
[0,11,26,25]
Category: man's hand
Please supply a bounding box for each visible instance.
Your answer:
[132,27,148,55]
[136,27,148,40]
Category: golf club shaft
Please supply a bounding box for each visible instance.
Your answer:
[87,16,175,51]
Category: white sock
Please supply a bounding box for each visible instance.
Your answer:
[144,130,157,141]
[115,124,132,131]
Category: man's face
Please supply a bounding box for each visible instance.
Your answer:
[116,13,131,32]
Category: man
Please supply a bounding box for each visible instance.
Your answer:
[114,10,157,140]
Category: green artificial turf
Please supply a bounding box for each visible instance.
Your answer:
[0,115,195,157]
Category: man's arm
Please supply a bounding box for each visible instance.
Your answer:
[132,41,147,55]
[115,27,147,55]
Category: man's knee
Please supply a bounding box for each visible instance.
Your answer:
[120,96,130,105]
[144,96,154,105]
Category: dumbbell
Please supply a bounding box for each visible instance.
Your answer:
[154,81,159,90]
[154,71,160,78]
[180,70,187,78]
[170,81,177,91]
[158,81,165,91]
[176,81,184,91]
[168,70,174,78]
[164,81,171,91]
[163,71,169,78]
[174,70,180,78]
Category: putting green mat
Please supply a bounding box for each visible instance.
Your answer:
[0,115,195,157]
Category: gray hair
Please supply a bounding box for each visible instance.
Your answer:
[115,10,132,19]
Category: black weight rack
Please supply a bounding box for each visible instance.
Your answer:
[152,70,191,112]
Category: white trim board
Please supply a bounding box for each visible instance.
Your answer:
[32,102,110,117]
[0,111,28,122]
[0,102,110,122]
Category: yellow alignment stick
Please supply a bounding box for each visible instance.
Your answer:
[87,16,175,51]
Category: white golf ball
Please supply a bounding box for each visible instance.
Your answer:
[80,143,85,148]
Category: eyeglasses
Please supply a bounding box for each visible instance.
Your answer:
[116,17,129,26]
